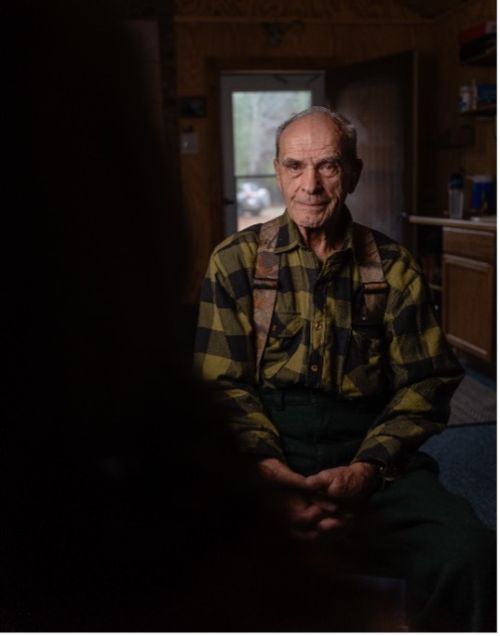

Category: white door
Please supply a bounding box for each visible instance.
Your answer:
[220,73,325,235]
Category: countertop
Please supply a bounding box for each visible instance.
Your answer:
[409,215,496,232]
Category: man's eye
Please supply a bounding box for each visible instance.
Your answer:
[287,164,301,172]
[320,161,341,174]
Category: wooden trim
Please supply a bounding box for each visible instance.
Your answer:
[428,283,443,292]
[442,252,491,273]
[209,57,343,73]
[175,16,429,25]
[409,215,497,232]
[411,51,419,219]
[445,333,489,360]
[443,227,496,263]
[206,58,225,245]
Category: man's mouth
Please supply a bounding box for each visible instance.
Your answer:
[297,201,329,207]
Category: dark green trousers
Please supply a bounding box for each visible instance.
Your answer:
[259,388,496,632]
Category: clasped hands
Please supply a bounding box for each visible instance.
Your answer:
[258,457,380,541]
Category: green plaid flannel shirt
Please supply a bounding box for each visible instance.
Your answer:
[194,208,463,472]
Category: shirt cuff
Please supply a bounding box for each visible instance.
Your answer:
[351,448,399,480]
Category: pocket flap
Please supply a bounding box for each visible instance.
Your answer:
[271,313,303,338]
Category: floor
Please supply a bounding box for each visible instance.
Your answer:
[464,364,496,391]
[422,361,496,529]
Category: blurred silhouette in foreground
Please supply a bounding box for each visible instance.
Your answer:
[0,1,405,630]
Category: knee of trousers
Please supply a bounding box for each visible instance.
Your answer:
[418,522,496,580]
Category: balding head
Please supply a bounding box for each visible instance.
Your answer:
[275,106,358,165]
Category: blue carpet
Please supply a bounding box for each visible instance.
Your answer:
[449,373,496,426]
[421,424,496,529]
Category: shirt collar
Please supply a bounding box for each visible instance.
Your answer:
[274,205,354,255]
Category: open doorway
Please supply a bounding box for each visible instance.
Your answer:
[220,73,325,234]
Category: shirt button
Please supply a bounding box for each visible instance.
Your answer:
[310,364,319,373]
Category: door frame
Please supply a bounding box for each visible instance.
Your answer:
[220,72,325,235]
[206,57,341,246]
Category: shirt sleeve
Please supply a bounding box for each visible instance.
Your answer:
[193,248,284,460]
[352,256,464,475]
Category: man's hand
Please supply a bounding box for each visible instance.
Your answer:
[257,457,310,490]
[306,462,380,499]
[258,459,380,540]
[305,462,381,533]
[258,458,349,540]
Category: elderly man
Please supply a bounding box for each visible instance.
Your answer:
[194,107,495,631]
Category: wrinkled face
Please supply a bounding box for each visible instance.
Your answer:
[274,114,362,231]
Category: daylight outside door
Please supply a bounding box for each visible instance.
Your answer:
[220,73,325,234]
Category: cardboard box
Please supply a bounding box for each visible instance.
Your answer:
[459,22,496,64]
[458,21,496,44]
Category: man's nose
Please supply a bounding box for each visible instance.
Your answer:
[301,166,322,194]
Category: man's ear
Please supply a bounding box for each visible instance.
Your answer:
[347,158,363,193]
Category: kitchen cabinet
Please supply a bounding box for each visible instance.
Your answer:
[409,216,496,365]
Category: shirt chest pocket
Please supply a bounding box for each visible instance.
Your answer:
[262,312,304,380]
[342,321,388,397]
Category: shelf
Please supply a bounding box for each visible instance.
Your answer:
[460,46,496,66]
[460,104,496,117]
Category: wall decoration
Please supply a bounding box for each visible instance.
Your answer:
[179,96,207,118]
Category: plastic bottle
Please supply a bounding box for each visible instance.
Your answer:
[448,171,464,219]
[458,84,472,112]
[470,174,494,215]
